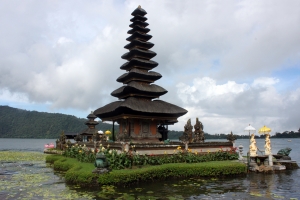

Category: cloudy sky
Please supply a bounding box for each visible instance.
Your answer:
[1,0,300,135]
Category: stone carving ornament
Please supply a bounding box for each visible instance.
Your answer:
[249,133,258,156]
[193,118,205,143]
[180,119,193,142]
[264,133,271,155]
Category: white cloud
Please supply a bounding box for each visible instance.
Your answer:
[177,77,248,104]
[175,76,300,134]
[0,88,29,103]
[0,0,300,133]
[252,77,279,88]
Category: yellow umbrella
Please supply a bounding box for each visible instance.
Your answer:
[105,130,111,135]
[258,125,271,134]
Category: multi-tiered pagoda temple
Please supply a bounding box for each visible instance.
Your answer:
[94,6,187,142]
[79,112,99,142]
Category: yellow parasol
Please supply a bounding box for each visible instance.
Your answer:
[105,130,111,135]
[258,125,271,134]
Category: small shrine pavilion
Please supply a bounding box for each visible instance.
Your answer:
[94,6,187,142]
[79,111,99,142]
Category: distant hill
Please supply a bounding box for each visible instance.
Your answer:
[1,105,298,139]
[0,105,114,139]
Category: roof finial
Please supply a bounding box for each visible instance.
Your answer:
[138,5,141,8]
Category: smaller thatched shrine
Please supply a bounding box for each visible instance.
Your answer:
[78,112,99,142]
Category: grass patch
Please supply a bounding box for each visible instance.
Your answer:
[46,155,246,187]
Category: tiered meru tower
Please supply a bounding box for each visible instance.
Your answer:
[94,6,187,142]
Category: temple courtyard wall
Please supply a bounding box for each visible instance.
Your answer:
[73,141,233,155]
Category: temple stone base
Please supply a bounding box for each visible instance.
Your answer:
[273,165,286,171]
[76,141,233,155]
[273,160,299,170]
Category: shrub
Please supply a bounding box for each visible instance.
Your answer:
[63,143,96,163]
[60,143,239,171]
[46,155,96,186]
[98,161,246,185]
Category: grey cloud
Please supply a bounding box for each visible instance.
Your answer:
[0,0,300,133]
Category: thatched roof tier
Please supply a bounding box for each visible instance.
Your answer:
[121,48,156,60]
[117,69,161,83]
[129,20,149,28]
[80,128,98,136]
[87,112,97,119]
[130,15,147,22]
[94,97,187,121]
[94,6,187,124]
[85,120,99,126]
[131,6,147,16]
[120,58,158,70]
[127,26,150,34]
[111,82,167,99]
[124,39,154,50]
[126,31,152,42]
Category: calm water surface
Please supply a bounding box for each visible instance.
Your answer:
[0,138,299,199]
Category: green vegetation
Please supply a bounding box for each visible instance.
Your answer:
[0,151,96,199]
[0,105,113,138]
[273,130,300,138]
[0,151,47,161]
[62,144,239,170]
[46,154,246,186]
[98,161,246,185]
[46,155,96,186]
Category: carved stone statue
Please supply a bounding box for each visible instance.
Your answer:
[276,147,292,160]
[74,134,83,142]
[227,131,236,143]
[57,131,67,150]
[264,133,271,155]
[193,118,205,143]
[117,128,130,142]
[277,148,292,156]
[59,131,66,144]
[92,152,111,174]
[180,119,193,143]
[249,133,257,157]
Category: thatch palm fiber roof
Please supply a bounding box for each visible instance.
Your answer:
[117,68,161,83]
[95,6,187,121]
[94,97,187,119]
[120,58,158,70]
[111,82,167,99]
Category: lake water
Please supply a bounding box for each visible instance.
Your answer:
[0,138,300,199]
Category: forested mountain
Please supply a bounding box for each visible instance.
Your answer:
[0,106,113,138]
[1,105,299,139]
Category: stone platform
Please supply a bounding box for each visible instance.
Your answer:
[75,141,233,155]
[273,160,299,170]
